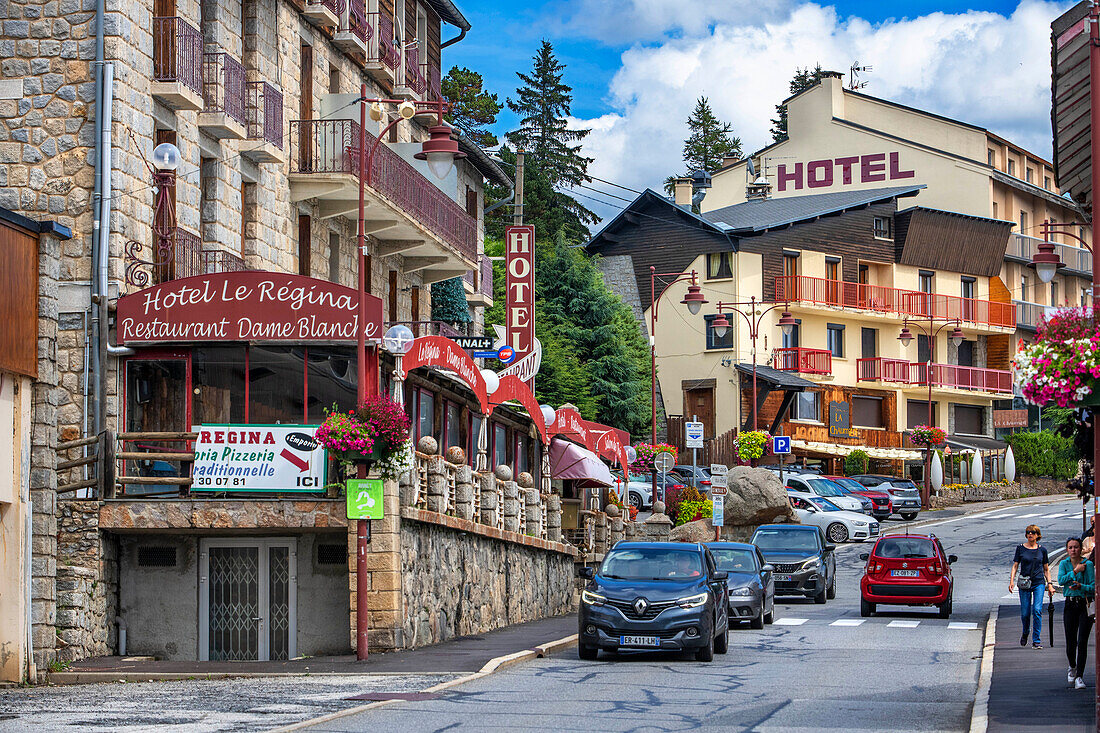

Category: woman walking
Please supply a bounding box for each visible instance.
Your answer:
[1059,536,1094,689]
[1009,524,1053,648]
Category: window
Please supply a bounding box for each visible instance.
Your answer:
[1008,159,1016,176]
[492,422,509,469]
[954,405,984,435]
[192,345,247,424]
[443,400,462,452]
[1051,281,1060,307]
[328,64,340,94]
[1044,176,1051,190]
[1026,168,1033,184]
[861,327,877,359]
[873,216,892,239]
[1019,211,1028,234]
[858,264,869,285]
[298,215,311,276]
[906,400,937,430]
[825,257,839,281]
[851,396,883,428]
[417,4,428,46]
[987,149,995,166]
[704,314,734,350]
[328,232,340,284]
[468,414,484,464]
[827,323,844,358]
[919,270,934,294]
[249,346,307,423]
[707,252,733,279]
[241,181,255,257]
[416,389,435,442]
[783,252,799,277]
[791,391,820,422]
[957,340,974,367]
[917,334,933,365]
[465,186,478,218]
[306,347,358,422]
[515,432,530,477]
[782,318,800,348]
[1020,274,1029,302]
[961,277,975,301]
[992,202,998,218]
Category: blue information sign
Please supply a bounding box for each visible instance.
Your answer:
[772,436,791,454]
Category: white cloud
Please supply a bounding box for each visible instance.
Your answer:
[545,0,793,44]
[572,1,1069,221]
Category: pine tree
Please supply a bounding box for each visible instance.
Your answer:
[441,66,502,147]
[430,277,471,324]
[683,97,741,173]
[770,64,826,143]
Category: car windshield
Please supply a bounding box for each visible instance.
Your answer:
[711,548,758,573]
[600,547,705,580]
[808,497,842,512]
[831,478,865,492]
[753,528,820,552]
[807,478,844,497]
[875,537,936,559]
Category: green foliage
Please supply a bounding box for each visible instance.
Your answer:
[484,145,595,245]
[844,449,869,476]
[1004,430,1080,479]
[771,64,826,143]
[430,277,471,324]
[675,498,713,527]
[1041,406,1075,431]
[441,66,503,147]
[735,431,770,461]
[663,97,743,195]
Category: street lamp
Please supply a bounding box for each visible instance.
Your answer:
[708,297,794,432]
[382,323,415,405]
[124,141,183,288]
[649,267,708,445]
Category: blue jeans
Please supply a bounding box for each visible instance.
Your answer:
[1019,584,1046,644]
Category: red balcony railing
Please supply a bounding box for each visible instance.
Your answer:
[427,64,442,102]
[772,347,831,375]
[152,17,203,95]
[398,44,427,95]
[464,254,494,296]
[366,12,399,70]
[202,249,249,274]
[340,0,370,43]
[246,81,283,148]
[857,357,911,383]
[289,118,477,263]
[909,363,1013,394]
[308,0,343,19]
[202,52,247,127]
[775,275,1016,329]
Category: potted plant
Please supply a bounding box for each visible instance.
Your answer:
[910,424,946,447]
[315,396,414,480]
[1014,306,1100,407]
[735,430,770,466]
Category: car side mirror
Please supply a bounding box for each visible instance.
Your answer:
[859,553,869,561]
[761,564,774,573]
[580,567,595,579]
[712,570,728,581]
[948,555,958,564]
[825,544,837,553]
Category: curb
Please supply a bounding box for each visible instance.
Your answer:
[969,605,999,733]
[266,632,578,733]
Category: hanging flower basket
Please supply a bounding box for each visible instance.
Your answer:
[1013,306,1100,408]
[315,397,413,480]
[910,425,946,447]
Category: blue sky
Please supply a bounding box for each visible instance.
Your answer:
[442,1,1071,212]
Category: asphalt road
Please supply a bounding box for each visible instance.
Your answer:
[301,498,1088,733]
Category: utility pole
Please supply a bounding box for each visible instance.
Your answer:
[513,150,525,226]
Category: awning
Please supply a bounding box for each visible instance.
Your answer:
[549,438,615,488]
[790,439,923,462]
[945,435,1007,454]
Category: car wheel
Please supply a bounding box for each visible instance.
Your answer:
[814,584,827,604]
[764,610,774,624]
[826,522,849,543]
[860,598,875,617]
[628,493,643,510]
[578,644,598,660]
[715,626,729,654]
[750,612,764,630]
[938,592,953,619]
[695,636,714,662]
[901,512,918,521]
[826,575,836,600]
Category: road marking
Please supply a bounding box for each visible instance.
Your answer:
[948,622,979,630]
[1040,512,1072,519]
[1002,593,1017,599]
[983,513,1015,519]
[774,617,807,626]
[830,619,865,627]
[1016,513,1043,519]
[887,620,921,628]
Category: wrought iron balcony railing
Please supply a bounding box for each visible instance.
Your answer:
[152,16,202,95]
[202,52,247,127]
[245,81,283,148]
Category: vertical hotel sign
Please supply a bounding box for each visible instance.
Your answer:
[505,225,536,385]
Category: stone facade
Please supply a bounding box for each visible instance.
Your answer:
[55,500,117,662]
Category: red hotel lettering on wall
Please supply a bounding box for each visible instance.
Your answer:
[505,225,536,386]
[775,152,915,192]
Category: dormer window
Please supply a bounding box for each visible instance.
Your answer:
[873,216,892,240]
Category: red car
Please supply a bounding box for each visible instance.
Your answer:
[859,533,956,618]
[823,475,892,520]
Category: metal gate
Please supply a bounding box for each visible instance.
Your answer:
[199,538,297,661]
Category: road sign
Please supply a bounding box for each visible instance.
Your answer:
[472,345,517,364]
[685,421,704,449]
[711,494,724,526]
[653,451,675,474]
[346,479,384,520]
[710,464,728,490]
[454,335,494,350]
[772,435,791,454]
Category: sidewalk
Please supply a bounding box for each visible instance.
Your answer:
[986,602,1095,732]
[49,613,577,684]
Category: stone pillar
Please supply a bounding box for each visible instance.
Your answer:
[398,467,416,508]
[522,488,540,536]
[478,473,499,526]
[546,494,562,542]
[426,455,447,514]
[502,481,520,533]
[349,477,403,652]
[624,520,638,540]
[644,502,673,542]
[593,512,608,554]
[609,515,624,547]
[454,465,474,521]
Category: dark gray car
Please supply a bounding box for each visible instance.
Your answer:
[751,524,837,604]
[705,542,775,628]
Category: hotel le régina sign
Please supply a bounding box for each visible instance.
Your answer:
[191,425,327,492]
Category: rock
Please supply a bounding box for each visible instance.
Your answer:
[494,464,513,481]
[605,504,621,518]
[516,471,534,488]
[723,466,795,526]
[669,519,713,543]
[651,500,666,516]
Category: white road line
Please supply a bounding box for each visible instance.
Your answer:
[887,620,921,628]
[948,621,979,630]
[1002,593,1017,600]
[1041,513,1072,519]
[774,617,807,626]
[830,619,866,627]
[983,514,1016,519]
[1016,513,1043,519]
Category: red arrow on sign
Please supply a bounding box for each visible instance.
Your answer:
[280,448,310,473]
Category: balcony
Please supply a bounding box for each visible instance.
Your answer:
[303,0,341,28]
[856,357,1012,394]
[364,12,398,82]
[775,275,1016,330]
[240,81,285,164]
[147,230,249,284]
[772,347,831,375]
[464,254,493,308]
[1006,232,1092,276]
[395,44,427,100]
[390,320,466,339]
[288,118,477,279]
[199,52,247,139]
[202,249,248,274]
[151,17,203,111]
[1014,299,1049,331]
[334,0,370,55]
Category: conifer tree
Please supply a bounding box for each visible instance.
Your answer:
[441,66,502,147]
[664,97,741,196]
[430,277,471,324]
[770,64,826,143]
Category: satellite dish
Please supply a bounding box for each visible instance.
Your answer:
[746,158,756,177]
[753,175,769,186]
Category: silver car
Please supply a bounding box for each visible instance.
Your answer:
[705,542,775,629]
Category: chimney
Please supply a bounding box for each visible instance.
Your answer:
[673,178,693,207]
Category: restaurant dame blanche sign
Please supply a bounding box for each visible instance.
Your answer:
[117,272,384,344]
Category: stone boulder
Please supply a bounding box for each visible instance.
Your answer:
[668,467,795,543]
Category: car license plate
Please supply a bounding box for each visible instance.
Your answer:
[774,574,793,582]
[891,569,920,577]
[619,635,659,647]
[902,501,916,506]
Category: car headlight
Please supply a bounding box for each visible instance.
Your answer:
[676,592,709,609]
[801,558,820,569]
[728,587,755,597]
[853,520,867,526]
[581,590,606,606]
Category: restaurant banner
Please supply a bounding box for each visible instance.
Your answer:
[993,409,1029,428]
[191,424,326,492]
[400,336,491,413]
[505,225,536,385]
[489,374,548,444]
[117,272,384,344]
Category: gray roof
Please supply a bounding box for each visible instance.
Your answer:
[734,363,816,390]
[702,185,925,234]
[425,0,470,31]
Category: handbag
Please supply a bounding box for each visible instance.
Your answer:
[1017,574,1033,591]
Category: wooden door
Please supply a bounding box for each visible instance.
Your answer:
[683,388,715,439]
[298,43,313,171]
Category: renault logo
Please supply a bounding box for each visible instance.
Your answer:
[633,598,648,615]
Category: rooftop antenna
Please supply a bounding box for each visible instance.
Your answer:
[849,62,872,90]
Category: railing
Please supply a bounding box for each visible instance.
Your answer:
[365,12,398,70]
[427,64,441,102]
[289,118,477,262]
[308,0,343,18]
[909,363,1013,394]
[464,255,494,297]
[772,347,831,375]
[245,81,282,148]
[57,432,113,498]
[397,44,426,95]
[202,52,246,127]
[339,0,370,44]
[202,249,248,274]
[1007,232,1092,274]
[115,432,198,498]
[152,16,203,95]
[1013,299,1048,330]
[857,357,911,383]
[155,228,203,283]
[775,275,1016,329]
[389,320,465,339]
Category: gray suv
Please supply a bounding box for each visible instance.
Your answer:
[751,524,836,604]
[849,475,922,520]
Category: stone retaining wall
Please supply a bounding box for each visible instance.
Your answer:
[928,478,1073,509]
[55,500,116,663]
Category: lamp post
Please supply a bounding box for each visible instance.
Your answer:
[123,141,182,288]
[707,297,797,431]
[897,316,964,507]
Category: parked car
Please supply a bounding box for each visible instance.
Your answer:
[762,464,822,477]
[750,524,836,604]
[788,494,880,543]
[859,533,956,618]
[823,475,893,520]
[578,542,729,661]
[613,473,653,510]
[672,465,713,491]
[705,542,775,629]
[848,475,922,520]
[784,475,865,513]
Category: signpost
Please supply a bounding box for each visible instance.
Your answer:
[710,476,728,539]
[346,479,384,520]
[191,424,326,492]
[772,436,791,454]
[709,464,728,490]
[685,421,704,449]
